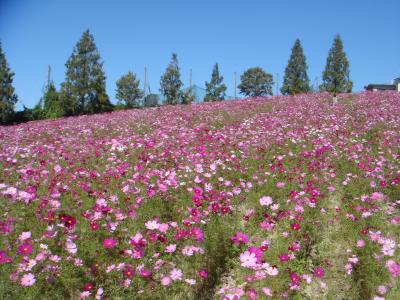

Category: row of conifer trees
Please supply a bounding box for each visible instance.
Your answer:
[0,31,352,124]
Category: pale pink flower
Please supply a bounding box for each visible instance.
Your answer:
[170,268,183,281]
[80,291,91,299]
[371,192,384,201]
[20,273,35,286]
[53,164,62,173]
[357,240,365,248]
[377,285,387,295]
[145,220,159,230]
[19,231,31,241]
[165,244,177,253]
[259,196,273,206]
[185,279,196,285]
[276,182,285,188]
[158,223,169,233]
[161,276,171,286]
[240,251,258,268]
[262,287,272,296]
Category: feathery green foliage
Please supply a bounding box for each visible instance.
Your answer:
[60,30,112,115]
[320,35,353,93]
[281,39,310,95]
[43,82,64,119]
[0,42,18,124]
[116,71,143,108]
[160,53,183,105]
[238,67,274,97]
[204,63,227,102]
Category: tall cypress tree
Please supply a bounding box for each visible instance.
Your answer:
[320,34,353,93]
[60,30,111,115]
[0,42,18,124]
[204,63,227,102]
[281,39,310,95]
[160,53,183,105]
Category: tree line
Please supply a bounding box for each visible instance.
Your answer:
[0,30,352,125]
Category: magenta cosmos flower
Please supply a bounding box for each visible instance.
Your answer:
[103,238,117,249]
[314,267,325,278]
[231,232,249,246]
[18,243,33,256]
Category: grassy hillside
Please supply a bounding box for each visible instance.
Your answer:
[0,92,399,299]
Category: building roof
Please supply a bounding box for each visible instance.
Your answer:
[365,84,396,91]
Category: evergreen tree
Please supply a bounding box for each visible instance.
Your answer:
[281,39,310,95]
[238,67,274,97]
[60,30,112,115]
[181,87,195,104]
[0,42,18,124]
[320,34,353,93]
[116,71,143,108]
[160,53,183,105]
[204,63,227,102]
[43,82,64,118]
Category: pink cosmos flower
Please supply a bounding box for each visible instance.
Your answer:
[123,267,135,278]
[276,182,285,188]
[80,291,91,299]
[259,196,273,206]
[170,268,183,281]
[164,244,176,254]
[231,232,249,246]
[103,238,117,249]
[161,276,171,286]
[191,227,204,242]
[20,273,35,286]
[260,221,275,231]
[279,253,290,262]
[377,285,387,295]
[145,220,159,230]
[158,223,169,233]
[18,243,33,256]
[198,269,208,279]
[139,269,152,278]
[66,240,78,254]
[290,272,301,285]
[247,289,257,300]
[240,251,257,268]
[248,246,263,263]
[371,192,384,201]
[18,232,31,241]
[313,267,325,278]
[386,260,400,277]
[357,240,365,248]
[262,287,272,296]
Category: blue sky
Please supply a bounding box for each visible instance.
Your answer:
[1,0,399,109]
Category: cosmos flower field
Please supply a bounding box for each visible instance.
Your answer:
[1,92,399,299]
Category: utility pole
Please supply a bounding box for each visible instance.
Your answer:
[315,76,319,93]
[189,68,193,102]
[47,65,51,87]
[189,68,192,89]
[234,71,237,99]
[276,73,279,96]
[144,66,147,97]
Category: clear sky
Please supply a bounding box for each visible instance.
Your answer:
[1,0,399,109]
